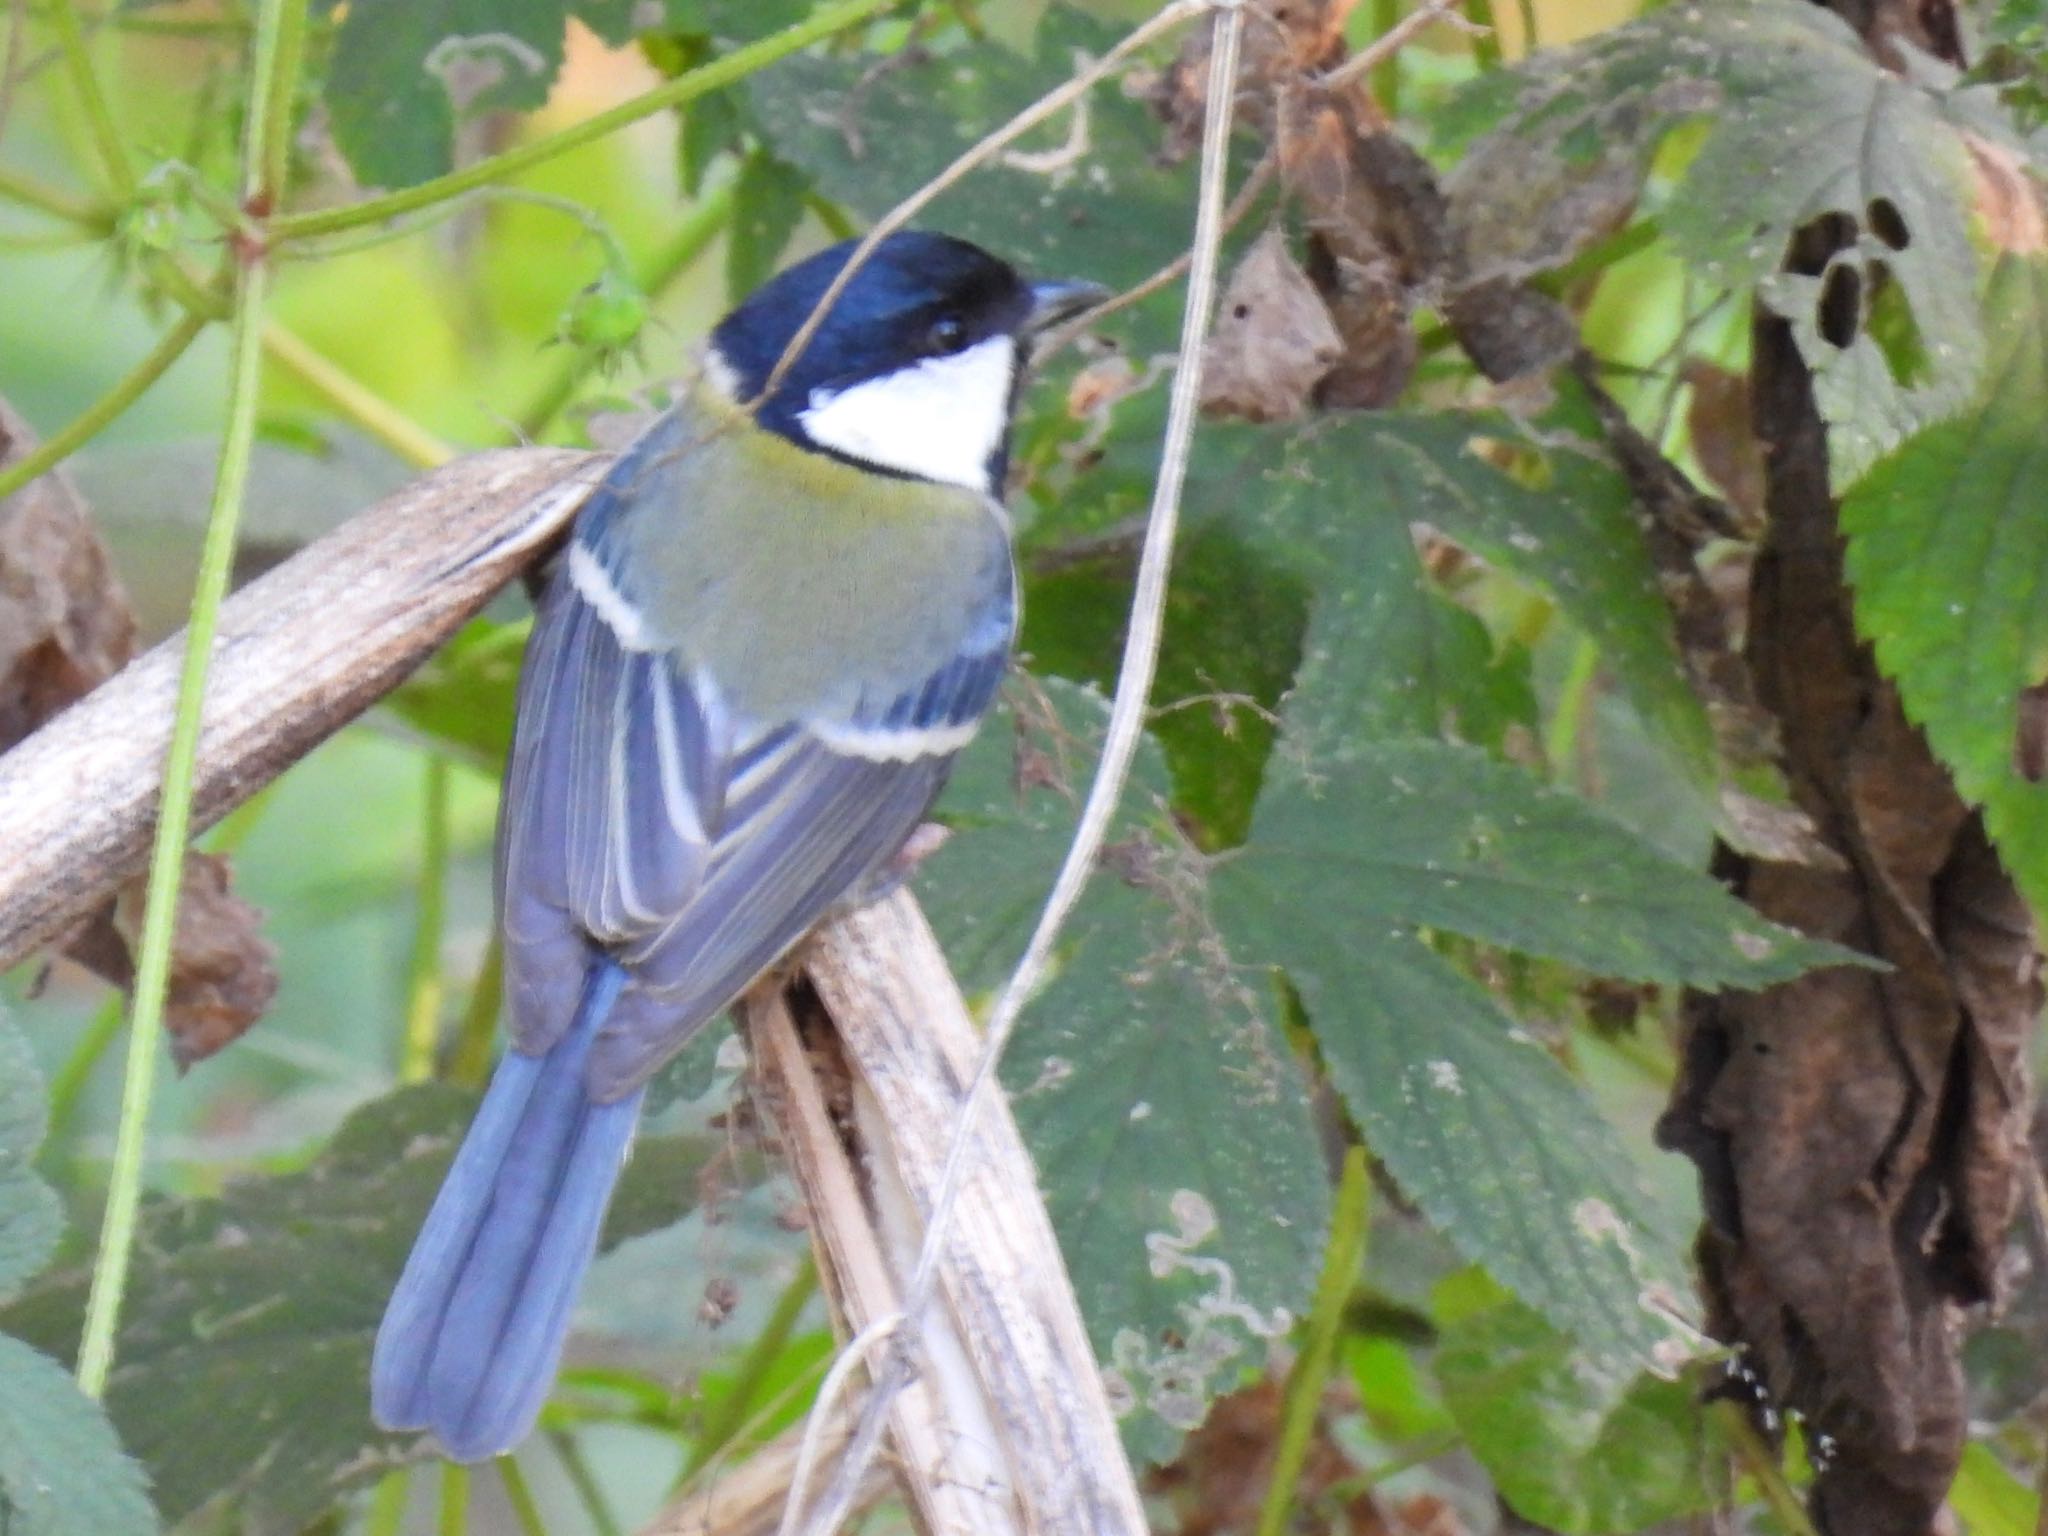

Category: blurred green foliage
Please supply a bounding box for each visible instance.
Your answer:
[1,0,2044,1532]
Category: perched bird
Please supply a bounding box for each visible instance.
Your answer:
[371,232,1105,1463]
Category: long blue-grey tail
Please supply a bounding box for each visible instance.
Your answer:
[372,959,644,1462]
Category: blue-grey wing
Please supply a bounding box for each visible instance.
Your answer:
[497,567,727,1058]
[497,422,1013,1094]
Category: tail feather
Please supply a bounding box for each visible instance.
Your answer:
[372,961,644,1462]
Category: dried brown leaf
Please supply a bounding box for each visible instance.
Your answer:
[1964,133,2048,256]
[1,398,276,1053]
[1201,229,1343,421]
[1681,359,1768,532]
[0,400,136,750]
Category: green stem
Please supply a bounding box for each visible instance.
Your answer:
[0,309,209,502]
[400,755,452,1082]
[498,1458,547,1536]
[363,1471,410,1536]
[1370,0,1401,116]
[269,0,898,244]
[549,1431,622,1536]
[71,0,292,1402]
[437,1462,470,1536]
[1514,0,1537,54]
[43,0,135,197]
[1543,633,1600,780]
[262,322,456,468]
[257,0,308,206]
[682,1257,818,1479]
[1256,1146,1372,1536]
[1716,1401,1821,1536]
[804,189,858,242]
[41,994,126,1153]
[449,926,505,1090]
[512,178,736,440]
[1464,0,1501,70]
[0,165,104,226]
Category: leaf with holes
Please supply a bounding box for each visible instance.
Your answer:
[1436,0,2022,481]
[1843,256,2048,912]
[0,1084,712,1534]
[920,680,1329,1463]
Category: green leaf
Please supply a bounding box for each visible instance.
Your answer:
[0,1085,711,1534]
[0,1015,150,1536]
[1178,410,1718,795]
[748,7,1230,331]
[321,0,720,188]
[1949,1442,2042,1536]
[1223,739,1848,989]
[1432,1270,1722,1534]
[1020,524,1311,848]
[0,1337,156,1536]
[921,680,1330,1463]
[1210,741,1855,1364]
[1439,0,2012,481]
[725,148,811,300]
[1843,257,2048,915]
[0,1012,60,1297]
[325,0,572,189]
[384,615,529,769]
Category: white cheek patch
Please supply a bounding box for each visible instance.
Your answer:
[797,335,1016,492]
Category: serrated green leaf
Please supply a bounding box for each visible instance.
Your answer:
[325,0,571,189]
[726,149,811,299]
[0,1012,60,1297]
[1213,897,1690,1364]
[1437,0,2011,481]
[1225,739,1849,988]
[0,1336,156,1536]
[1432,1269,1722,1534]
[1181,410,1718,795]
[921,680,1329,1463]
[1255,466,1536,757]
[1021,524,1310,848]
[1843,257,2048,916]
[1211,735,1856,1364]
[0,1085,711,1534]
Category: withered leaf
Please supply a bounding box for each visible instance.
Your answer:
[0,400,136,753]
[1200,230,1342,422]
[1,396,276,1057]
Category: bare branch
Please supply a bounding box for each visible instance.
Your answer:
[0,448,594,973]
[746,890,1145,1535]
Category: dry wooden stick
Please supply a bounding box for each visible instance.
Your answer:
[745,890,1146,1535]
[0,447,594,973]
[642,1420,891,1536]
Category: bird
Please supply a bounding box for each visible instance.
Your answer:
[370,230,1106,1463]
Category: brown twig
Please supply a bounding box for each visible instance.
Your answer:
[0,448,594,972]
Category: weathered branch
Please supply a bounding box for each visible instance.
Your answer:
[0,447,594,973]
[643,1420,890,1536]
[745,891,1146,1535]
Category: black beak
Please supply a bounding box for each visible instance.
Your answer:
[1025,277,1112,334]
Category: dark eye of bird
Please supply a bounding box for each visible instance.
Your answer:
[926,315,968,355]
